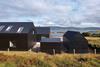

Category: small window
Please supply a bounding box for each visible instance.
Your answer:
[5,26,13,31]
[0,25,5,31]
[17,27,24,33]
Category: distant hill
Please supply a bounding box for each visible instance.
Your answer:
[49,26,100,37]
[50,26,100,30]
[88,30,100,34]
[50,26,100,32]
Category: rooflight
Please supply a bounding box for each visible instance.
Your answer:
[17,27,24,33]
[0,25,5,31]
[5,26,13,31]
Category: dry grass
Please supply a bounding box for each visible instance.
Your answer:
[86,37,100,48]
[0,51,99,67]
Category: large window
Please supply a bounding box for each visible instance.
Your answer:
[0,25,5,31]
[17,27,24,33]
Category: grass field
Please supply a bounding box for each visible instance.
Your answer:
[0,51,99,67]
[86,37,100,48]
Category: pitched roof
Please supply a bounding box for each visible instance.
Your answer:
[36,27,50,34]
[0,22,35,33]
[63,31,85,41]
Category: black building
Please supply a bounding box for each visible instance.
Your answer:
[35,27,50,42]
[0,22,36,51]
[40,38,63,54]
[63,31,89,53]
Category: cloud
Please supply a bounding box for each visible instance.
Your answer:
[0,0,100,27]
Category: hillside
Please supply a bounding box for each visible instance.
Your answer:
[86,37,100,48]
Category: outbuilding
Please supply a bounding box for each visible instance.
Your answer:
[63,31,89,53]
[0,22,36,51]
[35,27,50,42]
[40,38,63,54]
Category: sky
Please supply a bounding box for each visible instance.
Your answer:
[0,0,100,27]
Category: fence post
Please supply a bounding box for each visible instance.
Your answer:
[94,49,96,55]
[73,49,75,55]
[53,49,56,55]
[29,49,32,53]
[61,51,64,54]
[7,48,10,52]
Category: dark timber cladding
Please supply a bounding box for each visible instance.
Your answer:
[0,22,36,51]
[63,31,89,53]
[35,27,50,42]
[40,38,63,54]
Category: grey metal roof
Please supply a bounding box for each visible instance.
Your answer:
[41,38,62,42]
[0,22,35,33]
[36,27,50,34]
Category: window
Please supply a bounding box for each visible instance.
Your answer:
[5,26,13,31]
[0,25,5,31]
[17,27,24,33]
[9,41,16,48]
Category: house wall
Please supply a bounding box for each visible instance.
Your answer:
[28,29,36,49]
[0,39,9,50]
[35,34,49,42]
[0,33,28,50]
[40,42,63,54]
[63,32,89,53]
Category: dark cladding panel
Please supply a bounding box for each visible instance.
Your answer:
[0,39,9,50]
[0,22,36,51]
[36,27,50,34]
[35,27,50,42]
[63,31,89,53]
[40,38,63,54]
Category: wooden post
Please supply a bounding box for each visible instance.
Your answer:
[61,51,64,54]
[7,48,10,52]
[53,49,56,55]
[29,49,32,53]
[94,49,96,55]
[73,49,75,55]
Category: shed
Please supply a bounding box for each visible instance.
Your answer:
[35,27,50,42]
[0,22,36,51]
[63,31,89,53]
[40,38,63,54]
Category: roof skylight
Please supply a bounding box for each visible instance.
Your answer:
[0,25,5,31]
[17,27,24,33]
[5,26,13,31]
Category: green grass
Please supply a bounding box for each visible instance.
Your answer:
[0,51,99,67]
